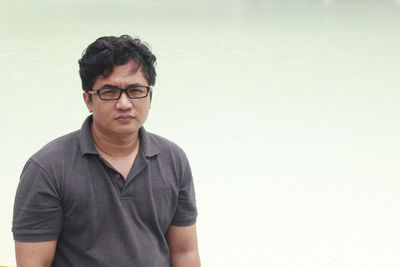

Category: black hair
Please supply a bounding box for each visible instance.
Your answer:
[78,35,156,92]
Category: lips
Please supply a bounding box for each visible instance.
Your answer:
[115,114,134,120]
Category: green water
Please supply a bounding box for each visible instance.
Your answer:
[1,0,399,266]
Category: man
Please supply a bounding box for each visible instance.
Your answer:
[12,35,200,266]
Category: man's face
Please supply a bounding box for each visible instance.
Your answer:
[83,60,152,138]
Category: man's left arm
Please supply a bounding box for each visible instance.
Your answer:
[166,224,200,267]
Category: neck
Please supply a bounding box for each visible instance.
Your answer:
[91,124,140,158]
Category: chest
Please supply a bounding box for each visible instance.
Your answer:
[60,155,179,235]
[99,151,137,180]
[103,156,134,179]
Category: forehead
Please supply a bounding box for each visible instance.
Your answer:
[94,61,148,88]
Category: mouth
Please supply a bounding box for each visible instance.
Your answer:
[115,114,135,121]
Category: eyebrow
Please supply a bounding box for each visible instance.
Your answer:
[99,83,148,90]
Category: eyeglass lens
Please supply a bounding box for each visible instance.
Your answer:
[99,87,148,100]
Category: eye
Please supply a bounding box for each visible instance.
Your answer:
[127,87,146,98]
[128,87,144,93]
[101,88,119,95]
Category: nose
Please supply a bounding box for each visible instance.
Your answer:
[115,91,133,110]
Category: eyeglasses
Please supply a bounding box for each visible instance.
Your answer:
[88,85,151,100]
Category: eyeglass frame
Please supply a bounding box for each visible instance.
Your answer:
[87,84,152,101]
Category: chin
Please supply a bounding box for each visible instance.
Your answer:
[114,126,139,136]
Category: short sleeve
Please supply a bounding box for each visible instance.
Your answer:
[12,159,63,242]
[170,158,198,226]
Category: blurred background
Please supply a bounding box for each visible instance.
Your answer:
[1,0,399,266]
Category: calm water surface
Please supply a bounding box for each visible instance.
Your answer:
[1,0,399,266]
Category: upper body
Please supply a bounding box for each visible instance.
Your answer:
[12,35,200,267]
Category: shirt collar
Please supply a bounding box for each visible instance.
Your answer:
[138,126,160,158]
[78,115,160,158]
[78,115,98,156]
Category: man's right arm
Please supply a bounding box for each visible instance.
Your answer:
[15,240,57,267]
[13,159,62,266]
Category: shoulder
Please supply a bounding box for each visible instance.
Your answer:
[146,131,187,158]
[18,130,81,198]
[30,130,80,169]
[143,130,191,170]
[149,132,185,152]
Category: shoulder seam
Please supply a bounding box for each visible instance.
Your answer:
[26,157,59,194]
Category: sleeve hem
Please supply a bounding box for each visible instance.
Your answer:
[170,217,197,227]
[13,233,59,242]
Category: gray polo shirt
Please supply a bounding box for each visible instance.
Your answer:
[12,116,197,266]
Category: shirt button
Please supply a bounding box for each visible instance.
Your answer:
[115,174,120,179]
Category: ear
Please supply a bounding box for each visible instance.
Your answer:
[83,92,92,113]
[149,88,153,108]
